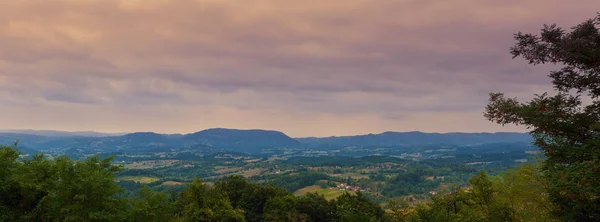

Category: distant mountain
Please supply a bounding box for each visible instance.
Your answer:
[86,132,177,152]
[0,133,65,148]
[14,146,41,155]
[0,129,533,154]
[182,128,301,153]
[120,132,172,143]
[296,131,533,147]
[0,129,126,137]
[0,128,300,154]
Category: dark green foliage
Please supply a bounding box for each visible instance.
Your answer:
[296,193,339,222]
[175,178,245,221]
[413,164,559,221]
[264,195,308,221]
[415,172,513,222]
[38,156,127,222]
[262,172,329,192]
[0,145,127,222]
[382,169,441,197]
[0,143,564,222]
[335,192,385,222]
[214,175,254,209]
[0,145,23,221]
[129,186,174,222]
[216,175,329,222]
[209,175,389,222]
[0,146,250,222]
[242,185,291,222]
[215,175,273,221]
[485,13,600,221]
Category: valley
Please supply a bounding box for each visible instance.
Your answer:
[2,128,540,204]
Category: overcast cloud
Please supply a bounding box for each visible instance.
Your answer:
[0,0,598,136]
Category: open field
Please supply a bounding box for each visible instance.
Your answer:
[117,176,160,184]
[293,185,322,196]
[267,156,288,161]
[124,160,179,169]
[215,166,241,174]
[161,181,184,186]
[212,166,265,178]
[293,185,354,200]
[328,173,370,179]
[244,158,262,163]
[241,168,265,177]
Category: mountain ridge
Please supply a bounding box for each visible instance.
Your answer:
[0,128,532,154]
[0,128,301,153]
[1,128,528,138]
[0,129,127,137]
[295,131,532,147]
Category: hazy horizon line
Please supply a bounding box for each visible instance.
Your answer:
[0,128,530,138]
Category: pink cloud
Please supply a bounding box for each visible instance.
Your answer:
[0,0,597,136]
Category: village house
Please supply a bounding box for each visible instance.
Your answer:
[336,183,361,192]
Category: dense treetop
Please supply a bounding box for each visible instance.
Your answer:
[486,13,600,221]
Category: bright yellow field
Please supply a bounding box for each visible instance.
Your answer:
[241,168,265,177]
[117,176,160,184]
[293,185,322,196]
[161,181,184,186]
[293,185,354,200]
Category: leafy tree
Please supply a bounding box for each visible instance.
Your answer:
[485,13,600,220]
[242,185,291,222]
[175,178,245,222]
[414,187,470,222]
[0,145,24,221]
[262,172,329,192]
[129,186,175,222]
[467,171,513,221]
[1,145,396,222]
[263,195,308,222]
[37,156,127,221]
[296,193,338,222]
[12,153,55,221]
[215,175,280,222]
[492,163,557,221]
[414,172,515,222]
[335,192,385,222]
[387,197,417,222]
[214,175,257,210]
[1,145,128,221]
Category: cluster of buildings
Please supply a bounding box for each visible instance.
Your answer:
[336,183,363,192]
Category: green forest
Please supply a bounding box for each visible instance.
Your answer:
[0,144,556,222]
[2,12,600,222]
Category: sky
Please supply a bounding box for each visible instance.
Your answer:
[0,0,598,137]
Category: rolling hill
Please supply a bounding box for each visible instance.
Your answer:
[296,131,532,148]
[0,128,300,153]
[0,129,533,154]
